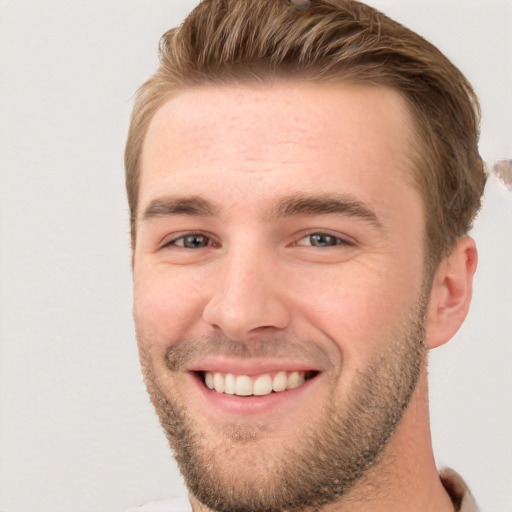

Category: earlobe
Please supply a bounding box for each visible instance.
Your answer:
[425,237,478,349]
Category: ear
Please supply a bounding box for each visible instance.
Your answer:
[425,236,478,349]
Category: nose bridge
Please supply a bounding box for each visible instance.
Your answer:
[202,238,290,339]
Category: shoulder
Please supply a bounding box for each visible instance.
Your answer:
[125,496,192,512]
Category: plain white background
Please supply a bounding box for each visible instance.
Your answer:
[0,1,510,511]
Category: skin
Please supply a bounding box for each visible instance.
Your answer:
[132,81,477,512]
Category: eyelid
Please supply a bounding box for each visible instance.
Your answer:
[159,231,218,249]
[157,229,356,250]
[293,230,357,247]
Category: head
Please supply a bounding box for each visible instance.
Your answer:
[126,2,485,511]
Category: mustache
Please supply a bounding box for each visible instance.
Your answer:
[165,333,335,372]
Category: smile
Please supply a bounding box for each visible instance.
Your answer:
[202,370,317,397]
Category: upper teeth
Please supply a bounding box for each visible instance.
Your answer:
[204,371,306,396]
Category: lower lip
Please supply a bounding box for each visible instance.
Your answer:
[188,372,321,416]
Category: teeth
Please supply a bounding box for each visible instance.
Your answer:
[213,372,225,393]
[287,371,305,389]
[203,371,309,397]
[272,371,287,392]
[224,373,236,395]
[235,375,253,396]
[253,374,273,396]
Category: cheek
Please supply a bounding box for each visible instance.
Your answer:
[132,265,205,347]
[291,260,422,363]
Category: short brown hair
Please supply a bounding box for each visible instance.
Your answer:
[125,0,486,272]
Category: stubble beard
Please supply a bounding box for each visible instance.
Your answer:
[138,297,428,512]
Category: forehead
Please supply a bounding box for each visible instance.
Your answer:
[139,81,420,219]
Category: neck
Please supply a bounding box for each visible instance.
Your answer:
[190,368,454,512]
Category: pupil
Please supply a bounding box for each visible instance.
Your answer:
[311,234,337,247]
[184,235,207,248]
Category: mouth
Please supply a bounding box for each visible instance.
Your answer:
[196,370,319,397]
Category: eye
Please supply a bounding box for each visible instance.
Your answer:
[164,234,214,249]
[297,233,352,248]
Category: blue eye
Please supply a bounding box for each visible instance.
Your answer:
[307,233,343,247]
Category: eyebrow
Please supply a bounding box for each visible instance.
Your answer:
[141,196,219,221]
[140,192,383,230]
[269,193,383,230]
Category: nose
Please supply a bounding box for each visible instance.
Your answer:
[202,248,291,341]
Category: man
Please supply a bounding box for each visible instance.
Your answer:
[125,0,486,511]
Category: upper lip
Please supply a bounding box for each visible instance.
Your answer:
[187,357,324,376]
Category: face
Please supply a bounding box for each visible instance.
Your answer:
[133,82,428,512]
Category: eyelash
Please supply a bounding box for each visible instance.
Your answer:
[295,232,353,248]
[162,233,217,250]
[162,232,353,250]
